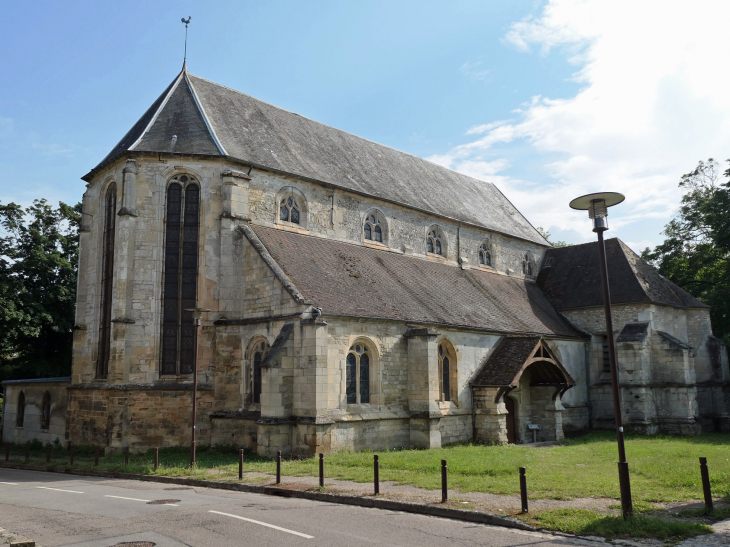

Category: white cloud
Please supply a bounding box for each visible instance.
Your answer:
[439,0,730,247]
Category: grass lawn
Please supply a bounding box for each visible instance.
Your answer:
[5,431,729,541]
[5,431,730,502]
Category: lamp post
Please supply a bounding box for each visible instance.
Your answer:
[185,307,210,467]
[569,192,633,520]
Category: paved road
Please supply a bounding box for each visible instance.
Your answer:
[0,468,591,546]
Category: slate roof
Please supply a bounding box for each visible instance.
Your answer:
[470,337,575,387]
[249,225,581,338]
[537,238,708,310]
[85,69,549,246]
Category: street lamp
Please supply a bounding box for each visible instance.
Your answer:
[569,192,633,520]
[185,307,210,467]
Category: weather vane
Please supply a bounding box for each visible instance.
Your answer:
[181,16,192,67]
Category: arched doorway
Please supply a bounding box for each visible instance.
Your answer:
[505,396,516,443]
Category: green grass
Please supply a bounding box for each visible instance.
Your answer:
[524,509,713,541]
[677,506,730,521]
[4,431,730,503]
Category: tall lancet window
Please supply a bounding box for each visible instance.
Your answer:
[161,175,200,376]
[97,183,116,379]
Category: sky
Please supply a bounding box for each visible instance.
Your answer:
[1,0,729,251]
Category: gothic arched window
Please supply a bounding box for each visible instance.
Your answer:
[98,183,116,379]
[276,187,307,228]
[249,339,270,404]
[438,340,458,403]
[522,253,535,277]
[346,343,371,404]
[279,196,301,224]
[41,391,51,430]
[363,210,386,244]
[16,391,25,428]
[161,175,200,376]
[479,242,492,267]
[426,226,446,256]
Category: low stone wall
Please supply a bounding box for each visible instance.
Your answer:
[210,413,259,449]
[66,384,215,450]
[1,378,70,446]
[440,413,472,445]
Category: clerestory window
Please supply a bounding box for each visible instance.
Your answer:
[479,242,492,267]
[426,226,446,256]
[97,183,117,379]
[522,253,535,276]
[161,175,200,376]
[363,210,386,244]
[346,343,371,404]
[279,196,301,224]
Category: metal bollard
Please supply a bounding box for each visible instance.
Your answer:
[374,454,380,495]
[441,459,448,503]
[276,451,282,484]
[520,467,528,513]
[124,446,129,466]
[154,447,159,471]
[46,444,51,464]
[94,447,99,466]
[239,449,244,480]
[25,442,29,462]
[69,444,74,465]
[319,453,324,488]
[700,457,713,511]
[5,443,9,462]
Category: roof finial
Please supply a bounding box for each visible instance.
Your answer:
[181,16,191,71]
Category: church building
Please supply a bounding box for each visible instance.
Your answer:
[2,66,728,456]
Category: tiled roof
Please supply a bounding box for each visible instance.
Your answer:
[249,225,581,338]
[84,69,549,246]
[470,337,575,387]
[537,238,708,310]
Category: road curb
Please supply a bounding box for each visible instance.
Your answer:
[0,461,535,532]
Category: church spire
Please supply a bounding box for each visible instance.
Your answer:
[181,16,191,71]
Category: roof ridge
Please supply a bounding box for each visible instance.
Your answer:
[185,73,228,155]
[128,70,187,152]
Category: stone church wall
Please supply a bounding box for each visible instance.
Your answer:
[1,380,69,446]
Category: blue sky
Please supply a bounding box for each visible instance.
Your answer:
[2,0,729,250]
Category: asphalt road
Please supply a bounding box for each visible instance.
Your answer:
[0,468,591,547]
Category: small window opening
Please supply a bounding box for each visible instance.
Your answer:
[41,391,51,430]
[479,243,492,267]
[602,336,611,373]
[17,391,25,428]
[364,212,385,243]
[280,196,301,224]
[427,228,444,256]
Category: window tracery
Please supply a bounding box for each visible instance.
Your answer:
[438,340,458,403]
[276,187,307,228]
[161,174,200,376]
[363,210,386,244]
[479,241,493,267]
[346,342,371,404]
[279,196,301,224]
[426,226,446,256]
[98,183,116,379]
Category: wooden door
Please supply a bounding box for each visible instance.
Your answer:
[505,396,516,444]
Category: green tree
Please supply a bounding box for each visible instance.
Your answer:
[0,199,80,382]
[642,158,730,344]
[537,227,571,248]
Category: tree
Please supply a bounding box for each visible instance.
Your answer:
[641,158,730,344]
[537,227,571,248]
[0,200,80,382]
